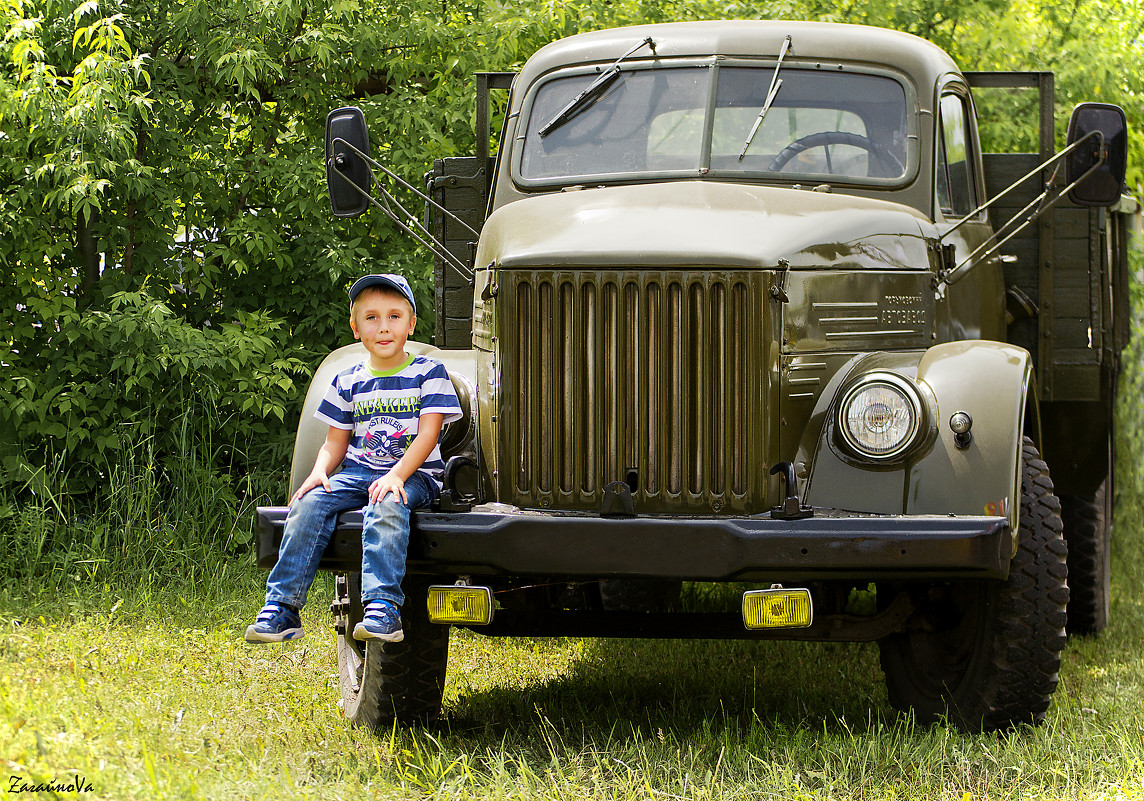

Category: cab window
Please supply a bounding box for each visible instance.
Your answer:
[517,64,910,186]
[936,93,978,218]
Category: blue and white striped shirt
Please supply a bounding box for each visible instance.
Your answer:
[315,355,462,482]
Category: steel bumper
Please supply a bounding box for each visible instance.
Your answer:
[255,507,1013,582]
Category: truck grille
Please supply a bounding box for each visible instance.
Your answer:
[499,270,772,514]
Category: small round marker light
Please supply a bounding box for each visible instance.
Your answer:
[949,411,973,449]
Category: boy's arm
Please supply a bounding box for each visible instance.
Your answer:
[368,413,444,504]
[290,426,353,505]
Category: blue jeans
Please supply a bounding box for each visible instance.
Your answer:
[264,464,438,610]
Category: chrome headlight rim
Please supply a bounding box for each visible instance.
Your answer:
[836,372,924,462]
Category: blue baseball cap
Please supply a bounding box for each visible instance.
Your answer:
[348,273,416,315]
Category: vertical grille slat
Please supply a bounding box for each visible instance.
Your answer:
[559,282,575,493]
[731,283,748,494]
[644,282,661,494]
[711,281,726,496]
[538,281,553,493]
[515,281,531,494]
[687,283,703,495]
[603,281,618,486]
[506,270,768,514]
[581,283,597,493]
[623,282,639,482]
[669,282,684,494]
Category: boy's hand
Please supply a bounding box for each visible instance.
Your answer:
[289,426,350,506]
[290,470,331,506]
[369,472,407,505]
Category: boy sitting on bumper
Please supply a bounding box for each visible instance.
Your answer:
[246,273,461,643]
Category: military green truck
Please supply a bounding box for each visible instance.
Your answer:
[257,20,1134,732]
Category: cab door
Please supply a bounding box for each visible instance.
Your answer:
[933,85,1006,343]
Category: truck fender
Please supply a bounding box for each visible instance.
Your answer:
[288,342,478,498]
[907,340,1033,537]
[801,342,1033,541]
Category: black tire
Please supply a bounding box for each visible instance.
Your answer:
[878,437,1069,731]
[1061,483,1111,635]
[337,573,450,729]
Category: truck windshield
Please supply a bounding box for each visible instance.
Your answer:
[518,64,909,185]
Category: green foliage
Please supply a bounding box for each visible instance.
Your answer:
[1116,239,1144,502]
[2,285,305,497]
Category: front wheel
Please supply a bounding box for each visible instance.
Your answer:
[879,437,1069,731]
[337,573,450,729]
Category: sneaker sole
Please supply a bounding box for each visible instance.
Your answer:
[244,625,304,643]
[352,623,404,643]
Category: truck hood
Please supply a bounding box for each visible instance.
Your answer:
[477,181,934,271]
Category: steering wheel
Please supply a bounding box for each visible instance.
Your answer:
[767,131,904,177]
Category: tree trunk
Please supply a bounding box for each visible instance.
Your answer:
[77,209,101,299]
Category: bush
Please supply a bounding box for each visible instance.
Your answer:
[1,289,301,585]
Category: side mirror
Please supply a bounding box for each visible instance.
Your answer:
[325,107,372,218]
[1065,102,1128,207]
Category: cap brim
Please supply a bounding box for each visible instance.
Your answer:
[348,275,416,313]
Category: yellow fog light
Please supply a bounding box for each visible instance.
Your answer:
[742,587,813,630]
[427,585,495,625]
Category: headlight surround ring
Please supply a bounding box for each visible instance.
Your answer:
[836,373,924,461]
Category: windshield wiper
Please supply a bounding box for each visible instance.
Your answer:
[538,36,656,138]
[738,35,793,162]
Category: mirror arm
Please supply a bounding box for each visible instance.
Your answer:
[938,145,1110,286]
[939,130,1104,242]
[328,136,479,282]
[333,138,481,239]
[329,166,475,281]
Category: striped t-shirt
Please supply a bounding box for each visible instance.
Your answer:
[315,355,462,483]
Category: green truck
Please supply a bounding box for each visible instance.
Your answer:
[257,20,1134,732]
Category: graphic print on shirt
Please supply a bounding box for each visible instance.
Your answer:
[360,415,412,461]
[314,355,463,482]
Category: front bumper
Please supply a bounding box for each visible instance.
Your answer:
[255,506,1013,582]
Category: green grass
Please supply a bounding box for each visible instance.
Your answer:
[2,482,1144,800]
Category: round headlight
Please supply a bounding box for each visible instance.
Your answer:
[838,377,921,460]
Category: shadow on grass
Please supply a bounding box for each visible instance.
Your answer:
[444,635,893,745]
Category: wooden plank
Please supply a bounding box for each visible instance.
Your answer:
[1052,364,1100,401]
[1087,209,1103,355]
[443,285,473,317]
[983,154,1041,200]
[1051,318,1091,347]
[1054,347,1101,364]
[1053,207,1091,238]
[444,318,473,343]
[431,155,485,349]
[1054,238,1089,266]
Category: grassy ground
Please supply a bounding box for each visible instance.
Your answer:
[2,477,1144,800]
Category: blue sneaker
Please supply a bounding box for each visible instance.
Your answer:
[244,602,304,643]
[353,601,404,642]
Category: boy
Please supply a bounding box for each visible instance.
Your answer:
[245,273,461,643]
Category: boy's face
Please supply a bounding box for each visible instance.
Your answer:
[350,287,416,371]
